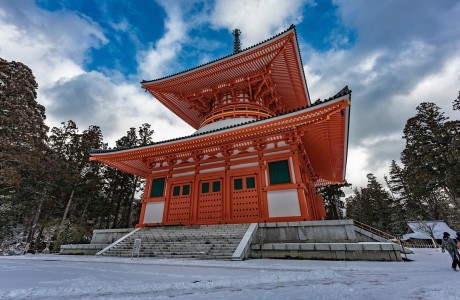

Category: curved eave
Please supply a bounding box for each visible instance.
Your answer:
[304,98,351,187]
[90,94,351,180]
[141,26,310,129]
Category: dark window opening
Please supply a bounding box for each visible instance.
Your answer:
[202,182,209,193]
[172,185,180,196]
[183,184,190,195]
[212,181,221,192]
[246,177,255,189]
[150,177,166,197]
[234,178,243,190]
[268,160,291,185]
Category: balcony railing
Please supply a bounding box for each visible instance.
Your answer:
[201,103,275,127]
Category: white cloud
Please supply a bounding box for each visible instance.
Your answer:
[0,1,191,146]
[210,0,309,46]
[137,2,187,80]
[44,72,194,144]
[302,0,460,188]
[0,1,107,110]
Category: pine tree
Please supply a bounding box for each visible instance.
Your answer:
[384,171,406,232]
[345,174,394,232]
[345,188,374,225]
[0,58,48,191]
[444,119,460,208]
[316,183,350,219]
[401,102,458,208]
[48,121,105,246]
[453,91,460,111]
[0,58,50,247]
[103,124,154,228]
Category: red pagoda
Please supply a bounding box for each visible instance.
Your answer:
[90,25,351,227]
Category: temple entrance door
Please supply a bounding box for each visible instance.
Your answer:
[196,179,223,223]
[230,174,261,221]
[166,182,192,224]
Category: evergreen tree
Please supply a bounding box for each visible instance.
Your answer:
[48,121,105,246]
[345,187,374,225]
[345,174,394,232]
[0,58,51,246]
[453,91,460,111]
[103,124,153,228]
[0,58,48,191]
[384,172,406,233]
[316,183,350,219]
[401,102,458,208]
[444,119,460,208]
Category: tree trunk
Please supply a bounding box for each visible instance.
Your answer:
[444,186,460,209]
[111,190,123,229]
[55,187,75,242]
[25,194,45,251]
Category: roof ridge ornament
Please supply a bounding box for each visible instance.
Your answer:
[333,86,351,98]
[232,29,242,54]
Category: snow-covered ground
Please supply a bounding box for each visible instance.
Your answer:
[1,248,459,300]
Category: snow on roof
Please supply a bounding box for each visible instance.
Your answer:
[402,221,458,240]
[194,117,256,134]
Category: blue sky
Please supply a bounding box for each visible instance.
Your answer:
[1,0,459,190]
[35,0,355,78]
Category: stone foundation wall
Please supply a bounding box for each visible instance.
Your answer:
[90,228,134,244]
[257,220,357,243]
[251,221,403,261]
[60,244,108,255]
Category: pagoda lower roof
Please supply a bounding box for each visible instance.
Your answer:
[141,25,310,129]
[90,91,351,187]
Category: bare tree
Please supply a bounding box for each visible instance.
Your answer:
[413,221,439,248]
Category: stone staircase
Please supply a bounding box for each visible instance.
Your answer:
[100,224,250,259]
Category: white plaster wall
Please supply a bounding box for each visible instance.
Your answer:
[200,167,225,173]
[230,155,257,161]
[173,165,193,170]
[263,149,290,156]
[229,162,259,169]
[277,141,288,147]
[267,189,301,218]
[143,201,164,224]
[201,161,223,166]
[172,171,195,177]
[152,169,167,173]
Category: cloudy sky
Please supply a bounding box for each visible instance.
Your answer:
[1,0,459,191]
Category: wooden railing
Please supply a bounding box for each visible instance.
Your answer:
[353,220,395,240]
[201,103,274,127]
[352,220,415,248]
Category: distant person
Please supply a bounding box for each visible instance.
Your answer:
[457,232,460,250]
[441,232,460,271]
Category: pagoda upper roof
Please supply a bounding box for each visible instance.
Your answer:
[141,25,310,129]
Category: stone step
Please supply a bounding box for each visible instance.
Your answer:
[134,234,245,238]
[121,239,241,244]
[102,223,250,259]
[118,242,239,247]
[133,239,240,242]
[116,246,235,251]
[139,230,247,234]
[104,250,234,257]
[131,237,243,241]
